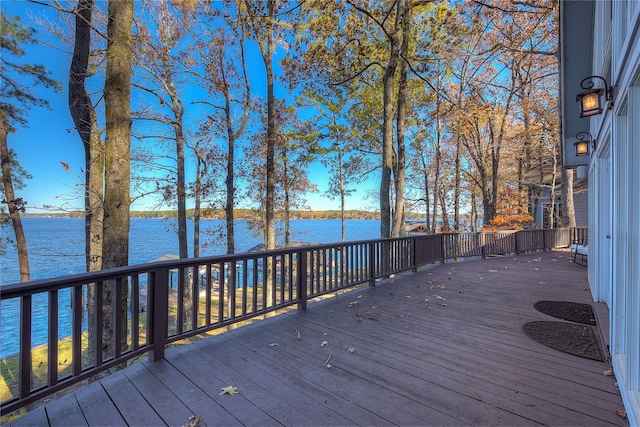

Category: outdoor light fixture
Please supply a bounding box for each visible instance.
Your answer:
[576,75,614,118]
[574,132,596,156]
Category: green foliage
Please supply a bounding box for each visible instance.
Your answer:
[0,12,61,131]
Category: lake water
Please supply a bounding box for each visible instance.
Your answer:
[0,217,380,357]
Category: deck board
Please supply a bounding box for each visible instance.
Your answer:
[100,369,167,426]
[9,251,626,426]
[74,380,126,426]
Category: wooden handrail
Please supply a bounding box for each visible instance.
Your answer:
[0,227,580,415]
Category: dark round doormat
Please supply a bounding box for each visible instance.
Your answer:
[533,300,596,326]
[522,321,603,361]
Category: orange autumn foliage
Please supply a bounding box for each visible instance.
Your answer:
[483,189,534,231]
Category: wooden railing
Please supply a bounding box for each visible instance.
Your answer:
[0,227,580,414]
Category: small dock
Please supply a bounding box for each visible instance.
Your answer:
[10,251,625,426]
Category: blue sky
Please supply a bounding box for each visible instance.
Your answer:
[3,1,379,214]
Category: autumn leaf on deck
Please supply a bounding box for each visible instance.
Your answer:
[295,329,302,340]
[348,301,359,307]
[269,343,279,347]
[219,386,239,396]
[182,415,202,427]
[321,341,328,347]
[347,348,355,353]
[356,313,363,321]
[433,295,446,301]
[615,408,627,418]
[604,369,614,376]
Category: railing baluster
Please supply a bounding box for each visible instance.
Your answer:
[252,259,258,313]
[48,289,58,387]
[218,262,225,322]
[205,264,212,326]
[72,285,83,375]
[230,261,237,319]
[19,295,32,399]
[114,277,123,360]
[176,268,185,335]
[297,250,307,311]
[95,281,103,367]
[191,266,199,330]
[132,275,140,351]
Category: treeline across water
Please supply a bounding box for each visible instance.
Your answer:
[25,209,426,221]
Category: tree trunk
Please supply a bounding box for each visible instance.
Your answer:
[559,136,576,227]
[175,122,188,259]
[392,1,409,238]
[69,0,102,364]
[224,84,236,254]
[0,120,30,282]
[194,154,203,258]
[339,141,346,241]
[69,0,103,274]
[283,152,291,247]
[380,3,402,239]
[103,0,133,357]
[264,0,276,251]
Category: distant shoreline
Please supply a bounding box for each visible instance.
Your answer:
[18,209,423,221]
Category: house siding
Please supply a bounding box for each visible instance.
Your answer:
[561,1,640,424]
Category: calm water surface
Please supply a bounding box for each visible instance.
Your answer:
[0,217,380,357]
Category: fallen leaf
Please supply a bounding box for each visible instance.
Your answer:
[348,301,360,307]
[356,313,363,321]
[538,281,546,285]
[219,386,239,396]
[357,295,362,299]
[321,341,328,347]
[615,408,627,418]
[182,415,203,427]
[424,298,430,303]
[369,316,378,321]
[325,363,333,369]
[433,295,445,301]
[347,348,355,353]
[269,343,279,347]
[296,329,302,340]
[604,369,614,376]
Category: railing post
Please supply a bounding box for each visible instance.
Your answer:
[480,233,486,259]
[515,231,520,254]
[297,251,307,311]
[440,234,446,263]
[149,269,168,362]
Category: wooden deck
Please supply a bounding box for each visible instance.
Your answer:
[10,251,626,426]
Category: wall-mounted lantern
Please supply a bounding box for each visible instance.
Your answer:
[574,132,596,156]
[576,75,615,117]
